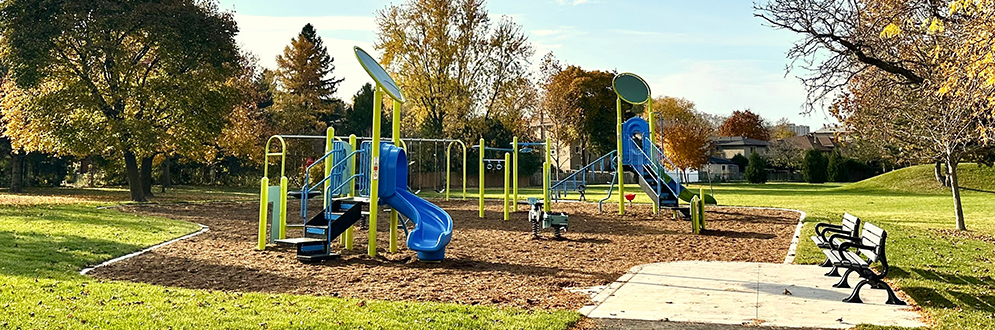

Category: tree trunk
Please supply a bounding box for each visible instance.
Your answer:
[160,157,171,193]
[140,156,155,198]
[10,151,23,193]
[934,161,946,186]
[123,151,147,202]
[946,157,966,231]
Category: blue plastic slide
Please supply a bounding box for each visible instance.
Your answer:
[377,144,453,261]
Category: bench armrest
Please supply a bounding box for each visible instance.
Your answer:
[814,223,842,238]
[837,241,876,254]
[827,233,859,249]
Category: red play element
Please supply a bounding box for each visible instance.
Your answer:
[624,193,636,201]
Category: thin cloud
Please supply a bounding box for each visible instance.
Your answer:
[236,15,376,33]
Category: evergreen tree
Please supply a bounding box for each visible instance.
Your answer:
[341,83,392,137]
[731,154,749,173]
[745,152,767,184]
[827,152,848,182]
[803,149,828,183]
[274,23,345,133]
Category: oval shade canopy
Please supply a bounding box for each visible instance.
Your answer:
[612,72,650,105]
[354,46,405,103]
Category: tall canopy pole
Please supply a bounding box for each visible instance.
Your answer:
[354,46,406,257]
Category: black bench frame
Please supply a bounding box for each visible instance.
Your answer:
[822,222,905,305]
[812,213,861,277]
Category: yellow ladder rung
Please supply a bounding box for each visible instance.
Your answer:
[266,152,284,156]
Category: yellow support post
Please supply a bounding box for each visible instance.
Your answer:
[504,152,510,221]
[279,176,288,239]
[368,86,383,257]
[479,138,485,219]
[617,96,625,215]
[345,134,357,250]
[324,127,334,209]
[544,137,551,213]
[647,100,658,215]
[257,177,269,250]
[390,99,401,254]
[512,136,518,211]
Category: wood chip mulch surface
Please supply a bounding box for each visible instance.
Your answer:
[89,200,798,310]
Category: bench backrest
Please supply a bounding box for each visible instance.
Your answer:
[858,222,887,263]
[842,213,861,237]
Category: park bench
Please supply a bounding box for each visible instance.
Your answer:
[821,222,905,305]
[811,213,862,276]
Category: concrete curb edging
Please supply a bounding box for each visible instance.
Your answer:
[79,224,209,275]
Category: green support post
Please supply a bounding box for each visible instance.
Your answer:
[368,86,383,257]
[344,135,357,250]
[647,101,658,215]
[617,96,625,215]
[257,177,268,250]
[479,138,485,219]
[512,136,518,211]
[504,152,510,221]
[279,176,288,239]
[390,99,401,253]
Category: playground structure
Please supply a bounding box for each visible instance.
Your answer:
[549,72,716,218]
[256,47,453,262]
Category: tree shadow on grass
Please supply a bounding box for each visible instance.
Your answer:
[0,230,143,279]
[893,267,995,287]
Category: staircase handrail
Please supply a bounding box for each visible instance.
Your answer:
[629,138,679,199]
[648,142,681,188]
[300,148,365,219]
[550,150,617,192]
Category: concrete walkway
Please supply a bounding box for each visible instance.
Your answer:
[580,261,926,329]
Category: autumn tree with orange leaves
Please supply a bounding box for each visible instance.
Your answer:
[718,110,769,141]
[653,96,713,182]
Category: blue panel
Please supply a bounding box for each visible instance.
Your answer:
[306,228,326,235]
[300,244,324,252]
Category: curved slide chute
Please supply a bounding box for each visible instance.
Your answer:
[378,144,453,261]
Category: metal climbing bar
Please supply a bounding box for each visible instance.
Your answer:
[550,150,617,200]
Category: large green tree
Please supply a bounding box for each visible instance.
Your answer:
[375,0,534,139]
[0,0,241,202]
[273,23,345,134]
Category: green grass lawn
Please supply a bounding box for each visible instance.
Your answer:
[0,188,579,329]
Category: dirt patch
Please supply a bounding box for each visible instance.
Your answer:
[89,200,798,310]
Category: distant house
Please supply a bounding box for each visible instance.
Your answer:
[699,157,741,181]
[780,130,841,153]
[711,136,769,159]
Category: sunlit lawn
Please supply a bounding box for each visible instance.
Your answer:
[0,187,580,329]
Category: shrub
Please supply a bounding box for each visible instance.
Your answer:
[745,152,768,184]
[731,154,749,173]
[803,149,828,183]
[828,152,849,182]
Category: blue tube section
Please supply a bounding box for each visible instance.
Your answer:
[377,144,453,261]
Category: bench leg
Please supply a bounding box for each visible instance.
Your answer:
[876,281,906,305]
[819,258,832,267]
[833,269,853,288]
[842,279,868,304]
[824,265,841,277]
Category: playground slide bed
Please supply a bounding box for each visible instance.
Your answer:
[89,201,797,310]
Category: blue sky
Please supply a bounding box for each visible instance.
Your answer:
[217,0,835,129]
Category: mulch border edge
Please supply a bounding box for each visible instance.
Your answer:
[79,224,210,275]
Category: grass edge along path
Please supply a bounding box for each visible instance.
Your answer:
[0,194,580,329]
